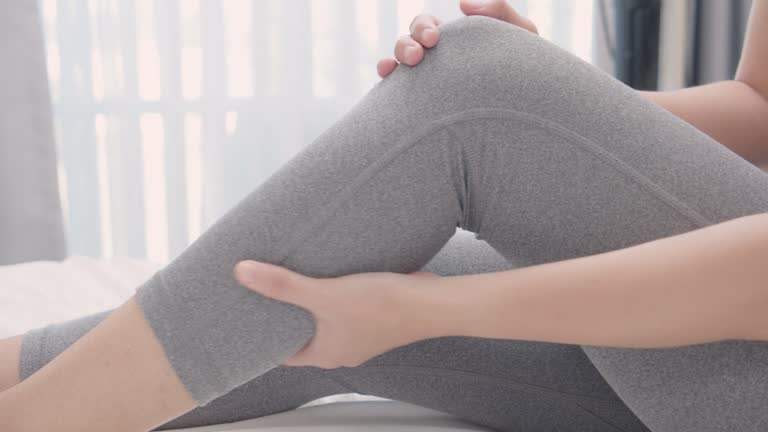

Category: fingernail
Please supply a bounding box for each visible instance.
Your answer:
[422,28,436,41]
[467,0,489,8]
[404,46,417,63]
[235,260,264,284]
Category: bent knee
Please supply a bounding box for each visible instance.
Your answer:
[439,15,530,46]
[396,16,590,106]
[432,16,555,72]
[388,15,627,119]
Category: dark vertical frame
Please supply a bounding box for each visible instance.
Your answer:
[613,0,662,90]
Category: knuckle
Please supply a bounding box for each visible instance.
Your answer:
[395,35,417,59]
[270,271,290,289]
[397,34,415,45]
[408,15,419,33]
[411,16,430,32]
[410,14,431,31]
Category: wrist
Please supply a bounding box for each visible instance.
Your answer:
[403,275,485,340]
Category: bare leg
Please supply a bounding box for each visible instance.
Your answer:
[0,336,21,392]
[0,299,192,431]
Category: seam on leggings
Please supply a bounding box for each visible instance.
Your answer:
[335,364,634,412]
[575,403,632,432]
[459,112,712,230]
[273,108,712,265]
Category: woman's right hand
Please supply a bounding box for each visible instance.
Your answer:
[377,0,539,79]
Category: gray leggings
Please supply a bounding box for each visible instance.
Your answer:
[22,231,649,431]
[20,16,768,431]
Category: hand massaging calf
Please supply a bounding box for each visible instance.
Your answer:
[19,16,768,432]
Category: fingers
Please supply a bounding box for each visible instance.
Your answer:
[234,261,312,307]
[459,0,538,34]
[377,58,398,78]
[409,14,442,48]
[394,34,424,66]
[396,14,441,65]
[460,0,515,21]
[380,3,539,79]
[381,13,441,77]
[517,15,539,34]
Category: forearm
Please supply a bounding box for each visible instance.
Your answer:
[640,81,768,166]
[421,213,768,348]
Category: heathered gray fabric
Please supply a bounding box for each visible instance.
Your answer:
[21,231,648,431]
[21,15,768,431]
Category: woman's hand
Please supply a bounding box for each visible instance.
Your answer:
[377,0,539,78]
[234,261,441,369]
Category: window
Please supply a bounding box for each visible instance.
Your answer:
[42,0,596,262]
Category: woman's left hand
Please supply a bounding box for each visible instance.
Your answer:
[233,261,441,369]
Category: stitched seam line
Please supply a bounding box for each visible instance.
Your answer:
[341,364,634,412]
[273,107,711,266]
[272,111,474,263]
[576,403,633,432]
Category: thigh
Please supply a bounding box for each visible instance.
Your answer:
[583,342,768,432]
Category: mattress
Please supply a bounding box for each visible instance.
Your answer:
[0,257,492,431]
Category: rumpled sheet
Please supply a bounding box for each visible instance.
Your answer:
[172,401,486,431]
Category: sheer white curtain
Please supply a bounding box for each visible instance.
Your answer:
[41,0,595,263]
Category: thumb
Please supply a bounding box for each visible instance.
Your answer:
[234,261,311,306]
[460,0,516,21]
[460,0,538,34]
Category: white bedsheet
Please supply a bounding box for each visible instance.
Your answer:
[0,256,159,337]
[172,401,487,432]
[0,257,490,431]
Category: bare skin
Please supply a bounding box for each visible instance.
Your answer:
[0,336,20,392]
[0,0,766,430]
[0,299,193,431]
